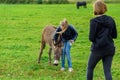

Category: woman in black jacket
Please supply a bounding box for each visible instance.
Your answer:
[86,0,117,80]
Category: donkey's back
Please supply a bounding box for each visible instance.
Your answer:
[42,26,56,47]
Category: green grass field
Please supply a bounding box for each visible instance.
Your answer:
[0,3,120,80]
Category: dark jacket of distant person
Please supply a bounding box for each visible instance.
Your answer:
[89,15,117,51]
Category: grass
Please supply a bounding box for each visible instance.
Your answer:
[0,3,120,80]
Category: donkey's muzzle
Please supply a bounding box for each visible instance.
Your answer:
[53,60,59,66]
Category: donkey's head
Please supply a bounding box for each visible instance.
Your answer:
[52,35,63,66]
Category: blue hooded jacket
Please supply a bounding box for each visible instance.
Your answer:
[53,25,78,42]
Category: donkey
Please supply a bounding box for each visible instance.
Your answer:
[76,1,87,9]
[38,25,63,66]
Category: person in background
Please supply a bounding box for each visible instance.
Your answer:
[53,19,78,72]
[86,0,117,80]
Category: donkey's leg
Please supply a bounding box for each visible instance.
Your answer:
[38,41,46,64]
[48,47,52,64]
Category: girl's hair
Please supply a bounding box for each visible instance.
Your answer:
[60,19,68,27]
[56,19,68,34]
[93,0,107,15]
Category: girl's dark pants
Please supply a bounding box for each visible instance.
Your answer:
[87,48,115,80]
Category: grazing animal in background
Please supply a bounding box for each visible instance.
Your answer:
[38,25,63,66]
[76,1,87,9]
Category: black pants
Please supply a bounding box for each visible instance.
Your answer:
[86,48,115,80]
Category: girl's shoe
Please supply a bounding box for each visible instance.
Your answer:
[68,68,73,72]
[61,68,65,71]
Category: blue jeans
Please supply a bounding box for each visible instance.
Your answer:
[61,41,72,68]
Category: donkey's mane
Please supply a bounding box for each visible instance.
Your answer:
[53,26,57,29]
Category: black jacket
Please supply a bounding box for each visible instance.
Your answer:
[89,15,117,50]
[53,25,78,42]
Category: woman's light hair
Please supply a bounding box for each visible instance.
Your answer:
[60,19,68,27]
[56,19,68,34]
[93,0,107,15]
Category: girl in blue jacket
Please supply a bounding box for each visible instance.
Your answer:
[53,19,78,72]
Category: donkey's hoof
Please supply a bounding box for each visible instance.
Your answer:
[53,63,58,66]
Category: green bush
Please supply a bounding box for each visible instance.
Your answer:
[0,0,69,4]
[38,0,42,4]
[0,0,35,4]
[42,0,69,4]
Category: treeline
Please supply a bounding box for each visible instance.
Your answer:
[0,0,69,4]
[0,0,34,4]
[0,0,120,4]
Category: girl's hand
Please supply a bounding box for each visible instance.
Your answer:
[70,40,74,45]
